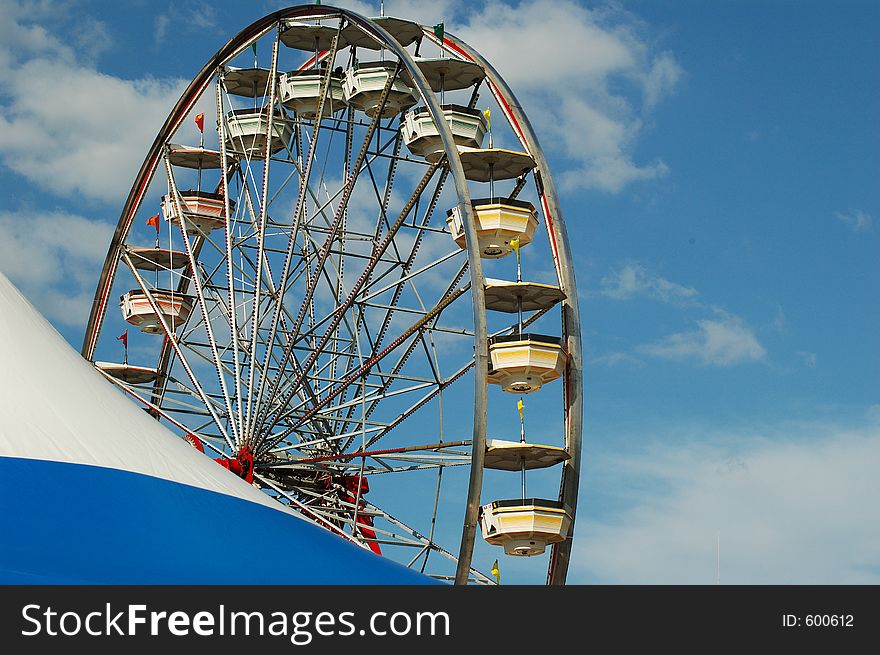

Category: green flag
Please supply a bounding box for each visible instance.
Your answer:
[433,22,444,41]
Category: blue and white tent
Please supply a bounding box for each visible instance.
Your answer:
[0,273,433,584]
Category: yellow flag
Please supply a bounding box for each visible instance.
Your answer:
[483,108,491,129]
[517,399,524,421]
[491,559,500,584]
[510,237,520,254]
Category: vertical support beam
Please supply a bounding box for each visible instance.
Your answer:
[437,32,583,586]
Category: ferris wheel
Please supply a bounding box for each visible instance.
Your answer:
[81,4,582,585]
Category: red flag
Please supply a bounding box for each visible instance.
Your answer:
[116,330,128,349]
[195,113,205,132]
[146,214,160,231]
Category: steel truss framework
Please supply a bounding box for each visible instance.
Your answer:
[82,5,581,585]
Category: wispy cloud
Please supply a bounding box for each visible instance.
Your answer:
[452,0,680,193]
[0,210,115,327]
[592,265,767,367]
[154,14,170,46]
[639,313,766,366]
[572,422,880,583]
[797,351,817,369]
[835,209,873,233]
[600,263,698,303]
[153,1,220,47]
[72,16,113,63]
[0,3,185,204]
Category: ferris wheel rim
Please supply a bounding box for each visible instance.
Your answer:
[80,4,580,586]
[429,30,583,585]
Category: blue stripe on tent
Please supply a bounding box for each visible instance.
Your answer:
[0,457,438,585]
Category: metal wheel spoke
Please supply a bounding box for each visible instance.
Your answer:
[82,8,579,586]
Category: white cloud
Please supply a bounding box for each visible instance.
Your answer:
[448,0,680,193]
[640,313,766,365]
[0,3,185,203]
[571,423,880,583]
[600,263,698,302]
[154,14,170,46]
[797,351,817,369]
[834,209,873,233]
[0,210,115,326]
[642,52,681,110]
[0,1,679,202]
[72,16,113,63]
[152,1,220,47]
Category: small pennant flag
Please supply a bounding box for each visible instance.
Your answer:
[146,214,160,231]
[251,42,258,57]
[510,237,520,254]
[517,398,524,421]
[194,113,205,133]
[483,108,491,130]
[116,330,128,349]
[433,22,444,41]
[491,559,500,584]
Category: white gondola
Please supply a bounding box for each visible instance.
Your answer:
[280,21,343,51]
[120,290,193,334]
[95,362,160,385]
[447,197,539,258]
[343,61,418,117]
[487,333,566,393]
[413,57,485,92]
[483,279,566,313]
[402,104,487,162]
[457,147,536,182]
[224,108,293,157]
[167,144,226,169]
[161,190,234,236]
[342,16,422,49]
[279,68,347,118]
[223,67,275,97]
[479,499,572,556]
[483,439,569,471]
[127,247,189,272]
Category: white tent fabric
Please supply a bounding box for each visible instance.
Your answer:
[0,272,289,514]
[0,273,439,584]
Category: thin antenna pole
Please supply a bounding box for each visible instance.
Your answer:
[519,399,526,499]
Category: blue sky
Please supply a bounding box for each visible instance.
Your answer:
[0,0,877,584]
